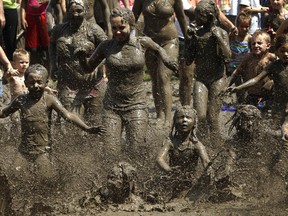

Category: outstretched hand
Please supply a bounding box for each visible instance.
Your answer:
[86,125,106,135]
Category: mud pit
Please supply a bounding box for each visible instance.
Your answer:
[1,79,288,215]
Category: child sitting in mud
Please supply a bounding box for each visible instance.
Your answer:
[157,106,211,174]
[0,64,105,181]
[229,34,288,140]
[185,0,231,144]
[228,30,277,109]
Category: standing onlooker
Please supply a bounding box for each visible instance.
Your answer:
[239,0,270,34]
[2,0,18,60]
[20,0,50,68]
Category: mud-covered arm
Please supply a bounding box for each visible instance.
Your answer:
[195,141,211,169]
[132,0,143,22]
[174,0,188,38]
[229,70,268,93]
[157,141,172,172]
[212,26,231,61]
[139,36,178,72]
[228,57,249,86]
[76,41,106,73]
[49,94,105,134]
[96,0,112,39]
[276,19,288,37]
[49,27,59,80]
[0,96,22,118]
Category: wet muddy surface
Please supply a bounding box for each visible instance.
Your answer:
[1,79,288,215]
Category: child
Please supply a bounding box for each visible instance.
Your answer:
[185,0,231,143]
[157,106,211,173]
[228,11,252,76]
[4,48,56,100]
[229,34,288,139]
[228,30,277,108]
[264,0,288,42]
[20,0,50,68]
[0,64,104,179]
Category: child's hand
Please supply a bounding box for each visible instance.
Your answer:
[86,126,106,135]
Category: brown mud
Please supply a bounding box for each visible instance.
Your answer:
[1,79,288,215]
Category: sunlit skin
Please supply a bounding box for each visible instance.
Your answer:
[251,35,271,56]
[110,16,130,42]
[13,55,30,74]
[237,19,251,37]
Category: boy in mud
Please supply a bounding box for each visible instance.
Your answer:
[228,30,277,108]
[0,64,104,180]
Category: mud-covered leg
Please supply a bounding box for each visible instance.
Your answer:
[193,80,208,139]
[207,77,226,146]
[34,153,58,183]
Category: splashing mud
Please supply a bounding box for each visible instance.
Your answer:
[1,80,288,215]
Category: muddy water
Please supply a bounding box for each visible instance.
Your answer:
[1,80,288,215]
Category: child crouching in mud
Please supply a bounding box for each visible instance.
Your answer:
[0,64,105,181]
[156,106,212,199]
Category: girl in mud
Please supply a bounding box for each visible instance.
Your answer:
[49,0,107,125]
[229,34,288,141]
[157,106,211,173]
[77,8,178,165]
[185,0,231,144]
[132,0,187,127]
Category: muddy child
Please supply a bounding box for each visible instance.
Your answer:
[0,64,104,181]
[185,0,231,144]
[229,34,288,140]
[228,30,277,108]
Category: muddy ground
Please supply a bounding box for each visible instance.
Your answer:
[1,78,288,215]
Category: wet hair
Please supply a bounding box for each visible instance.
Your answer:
[24,64,49,81]
[110,7,135,30]
[195,0,219,22]
[252,30,271,44]
[227,105,262,135]
[275,34,288,50]
[170,105,198,143]
[13,48,30,62]
[236,11,252,27]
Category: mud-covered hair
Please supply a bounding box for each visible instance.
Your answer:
[236,11,252,27]
[170,105,198,143]
[227,105,262,135]
[24,64,49,81]
[195,0,219,21]
[275,34,288,50]
[252,30,271,44]
[110,7,135,30]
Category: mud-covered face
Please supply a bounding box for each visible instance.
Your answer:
[68,3,85,29]
[111,16,131,42]
[175,110,196,133]
[107,170,123,193]
[25,72,47,95]
[251,35,270,56]
[194,7,209,26]
[276,43,288,63]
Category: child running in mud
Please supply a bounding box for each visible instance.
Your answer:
[229,34,288,140]
[157,106,211,173]
[0,64,105,180]
[228,30,277,108]
[185,0,231,143]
